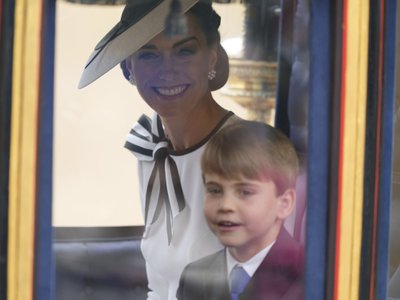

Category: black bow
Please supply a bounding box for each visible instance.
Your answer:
[125,114,185,244]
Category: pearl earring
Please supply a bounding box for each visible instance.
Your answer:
[208,69,216,80]
[129,73,136,85]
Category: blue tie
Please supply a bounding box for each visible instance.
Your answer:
[229,265,251,300]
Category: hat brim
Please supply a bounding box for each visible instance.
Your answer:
[79,0,198,88]
[79,0,228,91]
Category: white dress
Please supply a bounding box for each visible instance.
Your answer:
[125,111,239,300]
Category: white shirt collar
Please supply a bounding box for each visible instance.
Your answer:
[226,241,275,279]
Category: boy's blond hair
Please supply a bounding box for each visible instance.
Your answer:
[201,120,299,195]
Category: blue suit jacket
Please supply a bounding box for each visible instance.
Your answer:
[177,227,304,300]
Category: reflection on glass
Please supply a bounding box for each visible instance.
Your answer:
[388,9,400,297]
[221,0,280,124]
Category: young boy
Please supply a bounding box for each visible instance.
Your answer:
[177,120,304,300]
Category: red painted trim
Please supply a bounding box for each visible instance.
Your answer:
[334,0,348,299]
[369,1,384,299]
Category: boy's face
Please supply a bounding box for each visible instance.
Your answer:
[203,173,295,262]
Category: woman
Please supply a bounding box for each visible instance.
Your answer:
[79,1,239,299]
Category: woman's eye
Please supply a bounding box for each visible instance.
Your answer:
[137,51,159,60]
[177,47,196,56]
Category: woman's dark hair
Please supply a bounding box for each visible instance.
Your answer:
[188,1,221,45]
[120,0,221,81]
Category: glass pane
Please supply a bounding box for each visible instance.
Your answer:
[53,1,307,300]
[53,1,250,227]
[388,5,400,299]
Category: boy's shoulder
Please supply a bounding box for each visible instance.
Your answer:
[180,248,227,286]
[177,249,230,299]
[246,228,304,300]
[260,227,304,277]
[276,227,303,256]
[184,248,226,271]
[276,227,304,254]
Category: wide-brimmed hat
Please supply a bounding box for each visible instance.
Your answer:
[78,0,229,90]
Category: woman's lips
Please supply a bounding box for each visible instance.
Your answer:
[154,84,188,96]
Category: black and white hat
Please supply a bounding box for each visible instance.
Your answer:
[78,0,229,90]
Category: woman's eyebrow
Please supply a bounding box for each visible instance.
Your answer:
[139,37,198,51]
[138,44,157,50]
[172,36,198,48]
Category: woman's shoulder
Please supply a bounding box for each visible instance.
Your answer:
[220,112,242,128]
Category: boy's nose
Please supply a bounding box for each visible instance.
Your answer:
[218,195,234,212]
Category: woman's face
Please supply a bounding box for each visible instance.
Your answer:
[127,13,217,118]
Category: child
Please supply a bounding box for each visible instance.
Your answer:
[177,120,304,300]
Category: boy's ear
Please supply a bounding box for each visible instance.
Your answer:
[277,188,296,220]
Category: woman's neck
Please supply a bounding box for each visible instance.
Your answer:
[161,101,228,151]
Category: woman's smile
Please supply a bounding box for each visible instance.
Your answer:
[153,84,189,97]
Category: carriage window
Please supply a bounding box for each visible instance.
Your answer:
[53,0,293,229]
[53,1,308,299]
[54,1,251,227]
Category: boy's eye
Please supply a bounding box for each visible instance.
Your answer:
[237,189,255,197]
[206,185,222,195]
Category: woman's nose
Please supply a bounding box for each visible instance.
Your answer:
[158,56,176,81]
[158,71,175,81]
